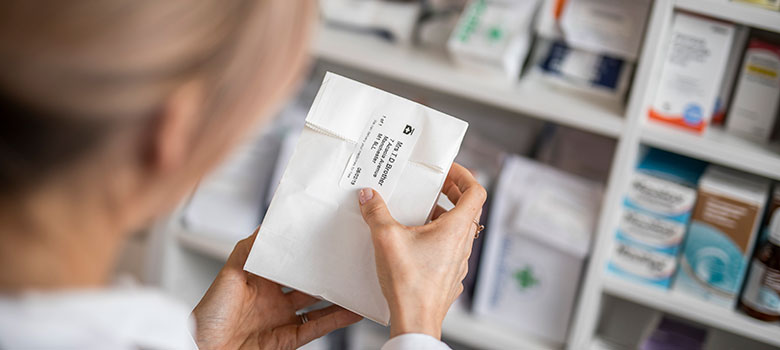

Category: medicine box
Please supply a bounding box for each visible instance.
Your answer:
[608,149,706,289]
[648,13,735,133]
[732,0,780,11]
[448,0,539,80]
[726,38,780,143]
[537,40,633,101]
[712,25,749,125]
[474,155,603,344]
[674,165,770,308]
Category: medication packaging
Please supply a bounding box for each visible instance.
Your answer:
[448,0,539,80]
[726,38,780,142]
[244,73,468,324]
[608,149,706,289]
[537,39,633,101]
[713,25,749,125]
[474,155,603,343]
[733,0,780,11]
[648,13,735,133]
[560,0,652,60]
[674,165,770,308]
[740,208,780,322]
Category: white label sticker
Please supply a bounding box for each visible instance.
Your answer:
[340,112,422,198]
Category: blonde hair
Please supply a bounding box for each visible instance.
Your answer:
[0,0,315,192]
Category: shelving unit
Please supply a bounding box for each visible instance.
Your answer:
[311,25,626,138]
[151,0,780,349]
[641,124,780,181]
[603,276,780,348]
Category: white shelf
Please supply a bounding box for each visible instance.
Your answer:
[443,304,561,350]
[603,276,780,348]
[675,0,780,34]
[311,26,625,138]
[641,123,780,181]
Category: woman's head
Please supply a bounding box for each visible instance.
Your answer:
[0,1,314,233]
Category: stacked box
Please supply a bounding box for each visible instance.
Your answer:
[608,149,706,288]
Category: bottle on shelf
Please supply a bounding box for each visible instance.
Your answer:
[740,208,780,322]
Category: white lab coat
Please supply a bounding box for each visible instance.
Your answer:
[0,287,450,350]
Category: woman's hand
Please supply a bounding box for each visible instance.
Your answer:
[192,232,362,350]
[357,163,487,339]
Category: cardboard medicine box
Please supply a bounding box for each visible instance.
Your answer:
[674,165,770,307]
[648,13,735,133]
[608,149,706,289]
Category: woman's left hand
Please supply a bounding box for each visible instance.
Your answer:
[192,230,362,350]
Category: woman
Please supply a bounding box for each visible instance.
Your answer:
[0,1,486,349]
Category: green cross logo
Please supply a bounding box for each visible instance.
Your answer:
[514,266,539,291]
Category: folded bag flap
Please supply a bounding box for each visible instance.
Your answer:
[306,72,468,173]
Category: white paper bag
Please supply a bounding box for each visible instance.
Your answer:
[244,73,468,324]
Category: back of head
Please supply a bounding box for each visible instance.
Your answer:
[0,0,315,197]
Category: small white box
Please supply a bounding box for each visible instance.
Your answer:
[473,155,603,344]
[648,13,735,133]
[448,0,539,80]
[726,38,780,142]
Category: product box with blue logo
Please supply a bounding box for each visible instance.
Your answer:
[648,13,735,133]
[608,149,706,288]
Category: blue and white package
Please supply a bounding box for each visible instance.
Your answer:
[538,40,632,100]
[608,149,706,288]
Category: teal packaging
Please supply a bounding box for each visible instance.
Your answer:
[608,149,706,288]
[674,166,770,307]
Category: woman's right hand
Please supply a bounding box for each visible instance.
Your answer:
[357,163,487,339]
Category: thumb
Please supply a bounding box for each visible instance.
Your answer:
[358,188,397,232]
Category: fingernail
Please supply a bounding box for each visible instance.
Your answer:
[358,188,373,205]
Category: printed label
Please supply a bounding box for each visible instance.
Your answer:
[620,209,686,248]
[340,112,422,199]
[611,242,677,280]
[626,173,696,217]
[742,260,780,316]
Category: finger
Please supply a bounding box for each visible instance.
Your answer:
[432,205,448,220]
[225,226,261,268]
[442,179,462,204]
[458,259,469,281]
[448,186,487,224]
[444,164,487,221]
[446,163,479,194]
[286,290,319,311]
[296,307,362,346]
[357,188,399,233]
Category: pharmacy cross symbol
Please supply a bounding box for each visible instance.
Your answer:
[403,125,415,135]
[514,266,539,290]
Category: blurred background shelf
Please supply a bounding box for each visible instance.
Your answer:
[640,123,780,181]
[675,0,780,34]
[311,25,626,138]
[602,276,780,348]
[177,231,234,262]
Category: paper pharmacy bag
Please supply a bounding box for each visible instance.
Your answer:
[244,73,469,324]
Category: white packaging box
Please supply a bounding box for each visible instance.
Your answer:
[244,73,468,324]
[473,155,603,344]
[448,0,540,81]
[648,13,735,133]
[320,0,421,44]
[560,0,652,61]
[713,25,749,125]
[726,39,780,142]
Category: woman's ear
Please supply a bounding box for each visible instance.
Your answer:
[149,81,204,174]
